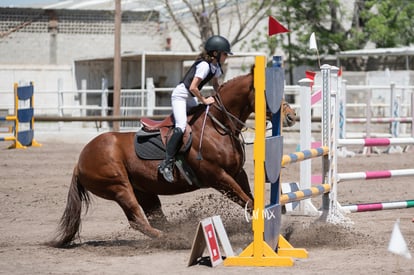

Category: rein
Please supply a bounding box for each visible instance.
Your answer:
[208,92,252,145]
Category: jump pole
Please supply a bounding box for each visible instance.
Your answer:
[345,117,413,123]
[281,146,329,166]
[338,169,414,182]
[342,199,414,213]
[338,137,414,146]
[224,56,307,267]
[280,184,331,205]
[325,64,414,219]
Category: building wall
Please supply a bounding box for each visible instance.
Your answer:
[74,59,186,90]
[0,64,74,115]
[0,8,164,65]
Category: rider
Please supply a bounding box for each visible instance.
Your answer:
[158,35,233,183]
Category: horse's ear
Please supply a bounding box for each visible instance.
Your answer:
[250,65,255,75]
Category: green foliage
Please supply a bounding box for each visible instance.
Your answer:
[162,0,414,71]
[363,0,414,47]
[247,0,414,69]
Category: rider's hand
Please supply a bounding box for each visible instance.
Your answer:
[202,96,215,105]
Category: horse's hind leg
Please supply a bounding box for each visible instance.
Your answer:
[115,184,163,238]
[133,189,169,229]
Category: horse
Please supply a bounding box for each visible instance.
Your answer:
[47,67,296,248]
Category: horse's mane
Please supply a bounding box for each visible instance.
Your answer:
[219,65,254,91]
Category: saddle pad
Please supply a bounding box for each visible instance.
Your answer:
[134,130,166,160]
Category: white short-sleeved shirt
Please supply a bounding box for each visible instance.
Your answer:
[171,60,221,131]
[194,61,222,81]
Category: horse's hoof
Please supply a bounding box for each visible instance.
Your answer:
[283,224,295,241]
[155,230,166,239]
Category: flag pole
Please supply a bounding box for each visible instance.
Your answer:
[316,49,321,68]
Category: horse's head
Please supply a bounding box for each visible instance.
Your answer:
[265,100,296,128]
[281,100,296,127]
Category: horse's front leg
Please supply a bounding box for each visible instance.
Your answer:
[234,169,254,202]
[214,170,254,212]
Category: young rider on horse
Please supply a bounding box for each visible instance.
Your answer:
[158,35,233,183]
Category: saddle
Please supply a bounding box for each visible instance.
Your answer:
[134,114,192,160]
[134,115,202,187]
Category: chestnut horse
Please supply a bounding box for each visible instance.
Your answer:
[48,68,296,248]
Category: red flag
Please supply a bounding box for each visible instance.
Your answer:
[305,70,316,80]
[268,16,289,36]
[306,70,316,89]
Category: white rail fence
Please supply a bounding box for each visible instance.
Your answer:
[1,78,414,133]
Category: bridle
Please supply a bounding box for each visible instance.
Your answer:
[207,90,253,145]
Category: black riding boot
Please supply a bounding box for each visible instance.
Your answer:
[158,127,183,183]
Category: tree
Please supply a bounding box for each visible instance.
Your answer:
[160,0,279,51]
[246,0,414,80]
[362,0,414,48]
[160,0,414,77]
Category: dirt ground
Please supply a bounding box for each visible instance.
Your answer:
[0,131,413,274]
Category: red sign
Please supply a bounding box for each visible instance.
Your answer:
[204,223,220,262]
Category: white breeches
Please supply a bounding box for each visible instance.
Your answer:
[171,83,198,132]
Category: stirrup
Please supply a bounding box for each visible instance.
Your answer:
[158,160,175,183]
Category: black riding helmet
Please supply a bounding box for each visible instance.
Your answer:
[204,35,233,70]
[204,35,233,56]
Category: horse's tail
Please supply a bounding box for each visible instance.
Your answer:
[46,165,90,248]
